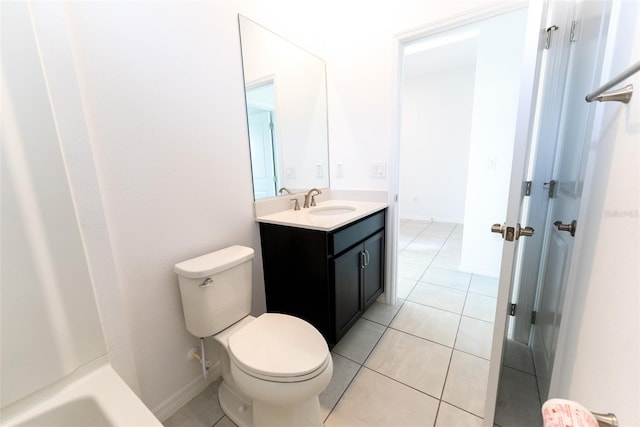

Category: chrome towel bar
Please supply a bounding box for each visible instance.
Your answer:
[585,60,639,103]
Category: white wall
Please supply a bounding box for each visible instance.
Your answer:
[551,0,639,424]
[400,62,476,223]
[34,0,260,415]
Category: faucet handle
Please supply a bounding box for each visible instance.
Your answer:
[290,198,300,211]
[310,195,317,207]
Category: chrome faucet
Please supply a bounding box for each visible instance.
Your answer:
[303,188,322,208]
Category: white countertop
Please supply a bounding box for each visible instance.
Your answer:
[255,199,388,231]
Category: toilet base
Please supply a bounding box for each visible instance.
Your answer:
[253,397,323,427]
[218,380,324,427]
[218,381,253,427]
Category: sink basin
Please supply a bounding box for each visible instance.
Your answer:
[309,205,357,216]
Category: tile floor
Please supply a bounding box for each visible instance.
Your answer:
[164,220,532,427]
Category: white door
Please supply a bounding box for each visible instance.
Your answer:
[509,0,576,345]
[531,0,612,401]
[483,1,550,423]
[247,107,278,198]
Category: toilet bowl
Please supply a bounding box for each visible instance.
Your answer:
[216,313,332,426]
[174,246,333,427]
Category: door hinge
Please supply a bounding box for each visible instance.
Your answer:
[509,303,516,316]
[545,25,559,49]
[570,20,577,43]
[524,181,532,196]
[531,311,537,324]
[543,180,557,198]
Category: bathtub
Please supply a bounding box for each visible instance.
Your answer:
[1,358,162,427]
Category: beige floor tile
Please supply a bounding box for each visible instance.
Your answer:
[435,402,483,427]
[325,368,439,427]
[399,249,436,265]
[469,274,499,297]
[419,228,454,238]
[407,282,467,314]
[320,353,361,420]
[404,241,443,256]
[430,253,462,270]
[212,416,236,427]
[463,293,497,322]
[365,329,451,398]
[163,379,225,427]
[502,338,535,374]
[397,277,418,300]
[438,245,462,257]
[390,301,460,347]
[494,366,542,427]
[398,259,428,280]
[426,222,458,231]
[442,351,490,418]
[421,268,471,291]
[362,300,404,326]
[410,235,448,248]
[454,316,494,359]
[332,318,386,364]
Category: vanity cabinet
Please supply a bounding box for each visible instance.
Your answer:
[259,209,386,347]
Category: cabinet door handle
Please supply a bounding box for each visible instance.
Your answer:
[360,251,366,269]
[364,250,370,266]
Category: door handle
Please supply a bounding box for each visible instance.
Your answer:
[516,224,535,239]
[553,220,577,236]
[491,223,535,241]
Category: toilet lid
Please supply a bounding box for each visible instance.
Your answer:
[227,313,329,379]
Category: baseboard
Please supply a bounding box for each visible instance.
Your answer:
[152,362,221,422]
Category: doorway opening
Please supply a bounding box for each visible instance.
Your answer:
[393,6,530,421]
[246,81,280,199]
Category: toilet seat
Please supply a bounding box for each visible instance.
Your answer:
[228,313,330,383]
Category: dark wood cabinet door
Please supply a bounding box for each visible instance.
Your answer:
[363,230,385,308]
[333,244,364,341]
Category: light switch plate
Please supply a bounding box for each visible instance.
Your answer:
[371,161,386,178]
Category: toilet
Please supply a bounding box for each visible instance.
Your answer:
[174,245,333,427]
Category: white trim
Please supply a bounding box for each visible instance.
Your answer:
[394,1,528,45]
[152,363,221,422]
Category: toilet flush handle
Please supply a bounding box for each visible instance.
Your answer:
[199,278,213,288]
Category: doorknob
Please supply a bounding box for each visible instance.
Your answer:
[515,223,535,239]
[491,223,535,241]
[491,223,512,241]
[553,219,577,236]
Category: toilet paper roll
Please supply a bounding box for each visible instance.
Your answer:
[542,399,599,427]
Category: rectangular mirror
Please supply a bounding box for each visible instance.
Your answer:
[238,15,329,200]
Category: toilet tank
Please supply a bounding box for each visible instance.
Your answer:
[174,245,254,338]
